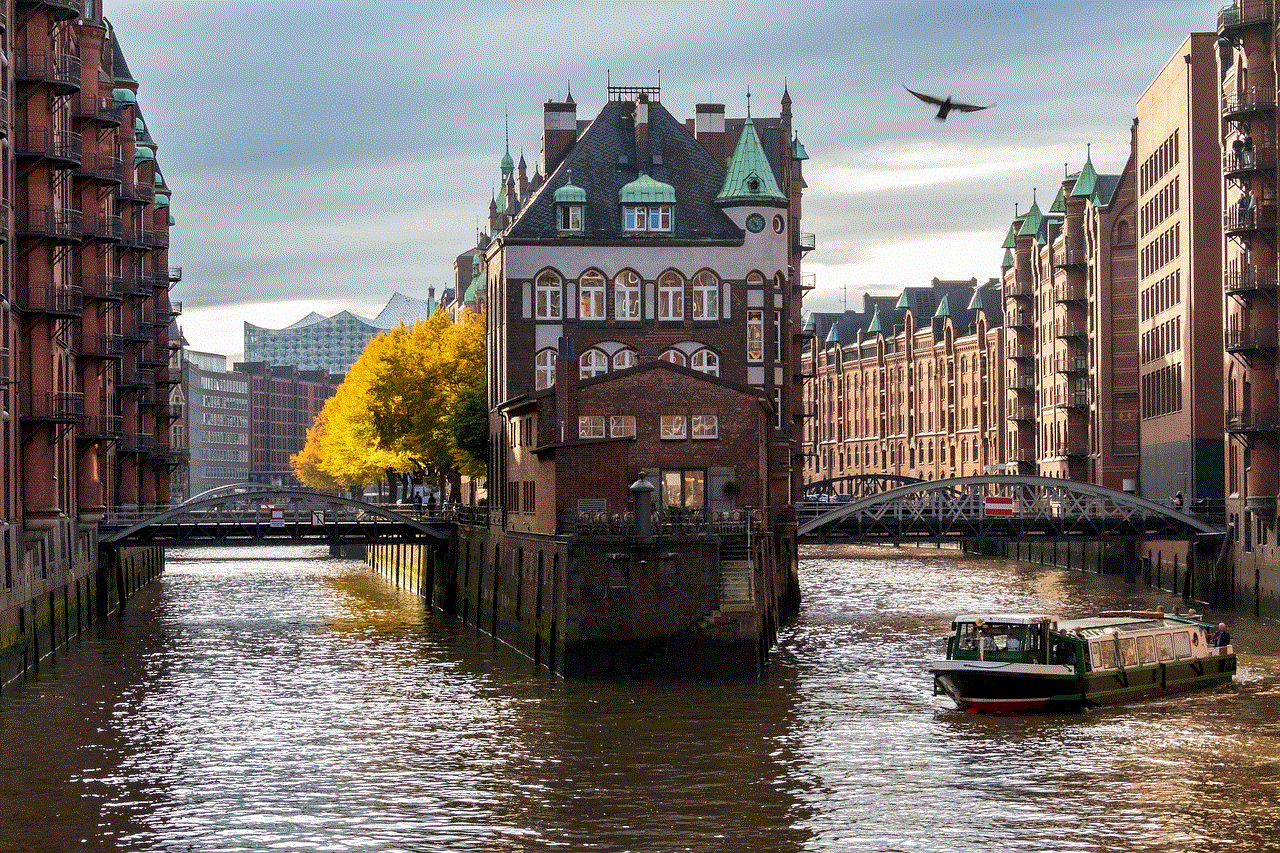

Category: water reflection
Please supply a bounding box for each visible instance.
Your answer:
[0,544,1276,852]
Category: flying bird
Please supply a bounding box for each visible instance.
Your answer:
[904,86,993,121]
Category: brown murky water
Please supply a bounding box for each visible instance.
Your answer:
[0,544,1277,852]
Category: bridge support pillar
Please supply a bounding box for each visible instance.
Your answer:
[1123,540,1139,584]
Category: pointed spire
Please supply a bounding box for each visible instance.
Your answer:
[501,110,514,176]
[867,305,884,335]
[565,82,574,105]
[1018,190,1043,237]
[715,97,785,204]
[825,321,840,345]
[1071,143,1098,197]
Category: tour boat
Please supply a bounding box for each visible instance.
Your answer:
[931,610,1236,713]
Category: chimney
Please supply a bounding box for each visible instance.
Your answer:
[554,336,577,444]
[694,103,726,165]
[541,97,578,176]
[634,93,650,171]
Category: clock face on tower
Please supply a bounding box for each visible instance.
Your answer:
[746,213,765,233]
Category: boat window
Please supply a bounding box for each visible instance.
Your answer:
[1155,634,1176,661]
[1173,631,1192,659]
[957,622,1026,652]
[1092,639,1118,670]
[1137,636,1156,664]
[1121,637,1139,667]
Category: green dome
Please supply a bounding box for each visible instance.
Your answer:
[154,193,169,208]
[112,88,136,104]
[619,173,675,204]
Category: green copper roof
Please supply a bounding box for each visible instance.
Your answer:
[1017,197,1043,238]
[154,193,169,208]
[934,293,951,318]
[716,116,786,203]
[1071,151,1098,198]
[825,322,840,344]
[1049,187,1066,213]
[112,88,136,104]
[620,173,676,204]
[1001,223,1020,249]
[169,214,175,226]
[867,305,884,334]
[896,292,910,309]
[792,133,809,161]
[1002,248,1014,268]
[134,147,154,163]
[553,169,586,204]
[803,313,816,333]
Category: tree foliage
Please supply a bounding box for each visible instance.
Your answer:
[292,308,487,493]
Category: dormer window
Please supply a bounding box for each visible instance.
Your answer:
[553,171,586,234]
[558,203,583,232]
[623,204,672,232]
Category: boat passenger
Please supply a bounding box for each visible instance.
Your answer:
[1004,634,1021,651]
[1213,623,1232,653]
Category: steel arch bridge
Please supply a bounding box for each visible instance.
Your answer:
[100,487,450,548]
[797,475,1224,544]
[803,474,926,500]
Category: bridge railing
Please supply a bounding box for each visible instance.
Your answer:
[558,507,766,537]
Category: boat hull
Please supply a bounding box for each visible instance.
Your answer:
[932,654,1237,713]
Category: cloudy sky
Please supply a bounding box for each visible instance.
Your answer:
[105,0,1216,361]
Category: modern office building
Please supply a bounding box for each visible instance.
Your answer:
[2,1,177,685]
[461,83,811,675]
[244,291,436,374]
[801,278,1006,485]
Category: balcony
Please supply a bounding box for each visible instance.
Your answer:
[1053,245,1086,268]
[1054,319,1086,339]
[1224,144,1277,177]
[1219,0,1274,33]
[1054,283,1087,303]
[13,51,82,94]
[1052,444,1089,457]
[17,207,83,243]
[1224,84,1277,119]
[1007,342,1034,360]
[1225,325,1279,355]
[74,151,124,185]
[1004,278,1033,298]
[1224,264,1277,297]
[1007,405,1035,422]
[1225,205,1277,234]
[19,283,83,316]
[14,126,82,167]
[1055,355,1088,374]
[0,92,9,132]
[22,391,85,424]
[81,415,124,440]
[84,275,125,302]
[119,433,155,455]
[118,227,147,249]
[1007,373,1035,391]
[794,232,815,254]
[1226,408,1280,434]
[119,180,155,205]
[74,331,125,361]
[81,212,123,243]
[1007,310,1033,329]
[72,94,123,127]
[1058,392,1089,410]
[169,267,183,283]
[15,0,84,21]
[122,273,150,297]
[119,369,155,389]
[148,229,169,248]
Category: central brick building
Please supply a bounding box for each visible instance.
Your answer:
[468,84,810,675]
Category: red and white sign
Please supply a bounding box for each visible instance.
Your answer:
[270,507,285,527]
[984,496,1016,517]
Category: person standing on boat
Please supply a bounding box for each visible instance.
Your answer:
[1213,623,1232,653]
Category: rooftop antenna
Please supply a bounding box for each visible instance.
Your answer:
[746,87,751,117]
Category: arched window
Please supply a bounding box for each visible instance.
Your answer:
[579,270,605,320]
[579,348,608,379]
[692,270,719,321]
[614,270,641,321]
[612,348,637,370]
[660,349,687,367]
[690,348,720,376]
[658,271,683,321]
[535,271,561,320]
[535,348,556,389]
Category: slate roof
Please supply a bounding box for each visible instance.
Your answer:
[505,99,749,241]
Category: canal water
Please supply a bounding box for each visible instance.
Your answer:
[1,545,1278,853]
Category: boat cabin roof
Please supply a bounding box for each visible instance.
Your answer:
[1058,615,1208,638]
[954,614,1056,625]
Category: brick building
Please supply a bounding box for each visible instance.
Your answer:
[2,1,177,684]
[473,83,811,675]
[1219,1,1280,611]
[801,278,1005,485]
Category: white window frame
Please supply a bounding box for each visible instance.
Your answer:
[660,349,687,367]
[578,415,605,439]
[658,272,683,321]
[660,414,687,439]
[692,270,719,320]
[558,204,583,232]
[614,270,641,321]
[579,271,605,320]
[535,348,556,390]
[536,272,562,320]
[691,414,718,439]
[579,348,608,379]
[612,349,637,370]
[624,206,647,231]
[690,349,719,376]
[610,415,636,438]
